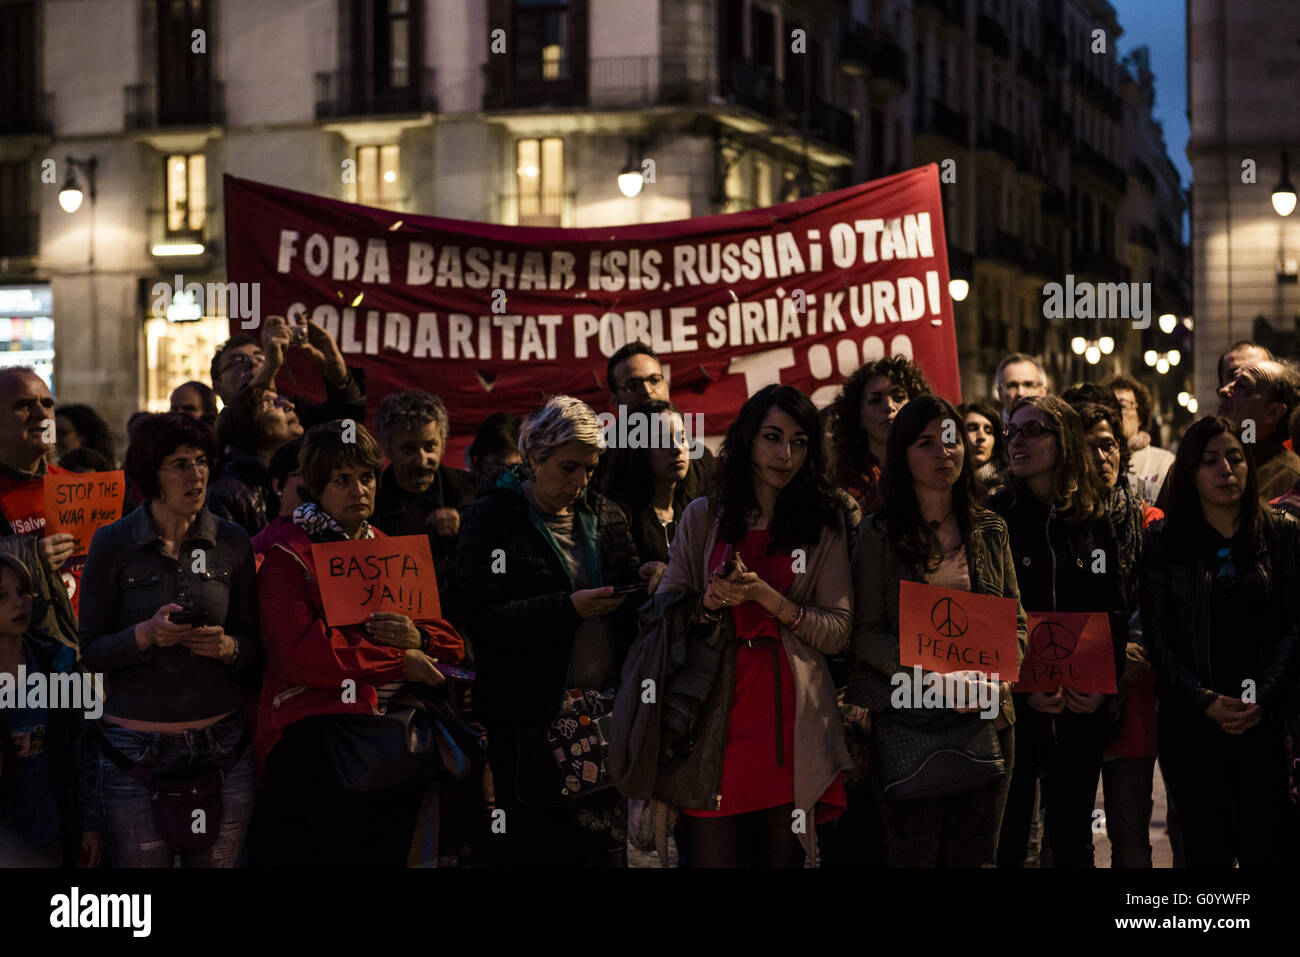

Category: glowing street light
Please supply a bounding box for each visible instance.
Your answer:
[949,278,970,302]
[1143,350,1158,366]
[1158,313,1177,334]
[1071,337,1088,355]
[1156,357,1171,374]
[1099,336,1115,355]
[1085,345,1101,365]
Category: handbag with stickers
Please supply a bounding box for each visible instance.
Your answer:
[546,688,615,798]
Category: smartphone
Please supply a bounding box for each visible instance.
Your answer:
[434,665,476,682]
[170,608,208,626]
[610,584,644,597]
[711,557,738,580]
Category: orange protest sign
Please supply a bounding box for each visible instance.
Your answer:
[898,580,1021,680]
[1013,611,1116,694]
[311,535,440,626]
[43,470,126,557]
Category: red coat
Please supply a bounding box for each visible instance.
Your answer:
[253,522,465,776]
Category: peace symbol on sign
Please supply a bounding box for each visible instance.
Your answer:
[1030,621,1079,661]
[930,597,968,638]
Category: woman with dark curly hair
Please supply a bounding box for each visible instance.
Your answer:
[653,384,853,867]
[827,356,932,519]
[959,400,1008,499]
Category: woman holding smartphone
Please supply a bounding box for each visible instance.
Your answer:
[80,413,260,867]
[654,384,852,867]
[991,396,1129,868]
[256,420,465,867]
[455,396,642,868]
[844,395,1026,866]
[1141,416,1300,866]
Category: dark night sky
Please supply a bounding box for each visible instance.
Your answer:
[1111,0,1191,189]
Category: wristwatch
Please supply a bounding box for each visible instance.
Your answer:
[226,638,241,664]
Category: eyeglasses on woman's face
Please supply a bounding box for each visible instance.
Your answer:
[160,455,210,474]
[1005,421,1056,443]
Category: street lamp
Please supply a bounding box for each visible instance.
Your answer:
[1098,336,1114,355]
[1166,350,1181,366]
[1177,391,1190,407]
[1143,349,1158,366]
[1187,397,1199,414]
[59,156,97,213]
[1273,151,1297,217]
[1071,336,1088,355]
[948,278,969,302]
[1158,313,1177,334]
[1085,345,1101,365]
[1156,357,1170,374]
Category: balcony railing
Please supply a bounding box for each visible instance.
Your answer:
[1071,142,1128,191]
[870,39,908,88]
[722,58,784,118]
[1070,62,1122,118]
[1040,188,1067,218]
[1017,48,1046,86]
[918,98,969,145]
[1130,225,1159,251]
[125,81,225,130]
[0,92,52,136]
[494,190,574,227]
[976,15,1010,58]
[1041,100,1073,139]
[585,56,709,108]
[808,97,856,154]
[977,228,1026,266]
[0,215,37,257]
[839,21,872,68]
[978,122,1017,161]
[316,67,437,118]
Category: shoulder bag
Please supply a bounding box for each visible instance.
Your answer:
[872,709,1006,805]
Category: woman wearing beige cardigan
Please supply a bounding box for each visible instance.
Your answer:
[655,385,853,867]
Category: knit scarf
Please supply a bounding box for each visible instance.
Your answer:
[292,501,375,540]
[1128,430,1151,452]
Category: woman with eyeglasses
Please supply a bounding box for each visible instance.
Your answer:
[844,395,1026,867]
[1140,416,1300,866]
[206,385,305,536]
[79,413,260,867]
[991,396,1130,868]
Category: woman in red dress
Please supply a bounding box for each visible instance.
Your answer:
[657,385,853,867]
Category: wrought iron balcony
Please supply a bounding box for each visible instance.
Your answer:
[125,81,224,130]
[316,68,437,118]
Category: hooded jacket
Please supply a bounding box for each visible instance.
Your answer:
[453,466,641,728]
[253,521,465,775]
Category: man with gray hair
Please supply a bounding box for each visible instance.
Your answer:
[994,352,1049,422]
[371,390,477,625]
[1216,359,1300,501]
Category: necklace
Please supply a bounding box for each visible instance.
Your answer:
[928,509,953,530]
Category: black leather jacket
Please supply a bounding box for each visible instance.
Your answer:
[1140,510,1300,715]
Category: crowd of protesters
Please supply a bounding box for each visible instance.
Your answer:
[0,313,1298,870]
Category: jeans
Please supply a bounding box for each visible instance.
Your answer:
[1102,757,1155,867]
[876,725,1015,867]
[97,714,254,868]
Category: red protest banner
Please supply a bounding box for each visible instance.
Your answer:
[311,535,440,627]
[898,580,1021,680]
[1013,611,1117,694]
[43,470,126,557]
[223,166,960,455]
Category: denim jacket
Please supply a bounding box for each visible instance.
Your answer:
[78,504,260,723]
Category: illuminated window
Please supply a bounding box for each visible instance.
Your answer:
[516,138,563,226]
[516,1,569,83]
[165,154,206,236]
[357,144,401,209]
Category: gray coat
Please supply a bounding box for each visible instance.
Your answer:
[655,496,854,861]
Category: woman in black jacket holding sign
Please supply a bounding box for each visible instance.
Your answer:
[846,395,1026,867]
[1140,416,1300,866]
[990,396,1129,869]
